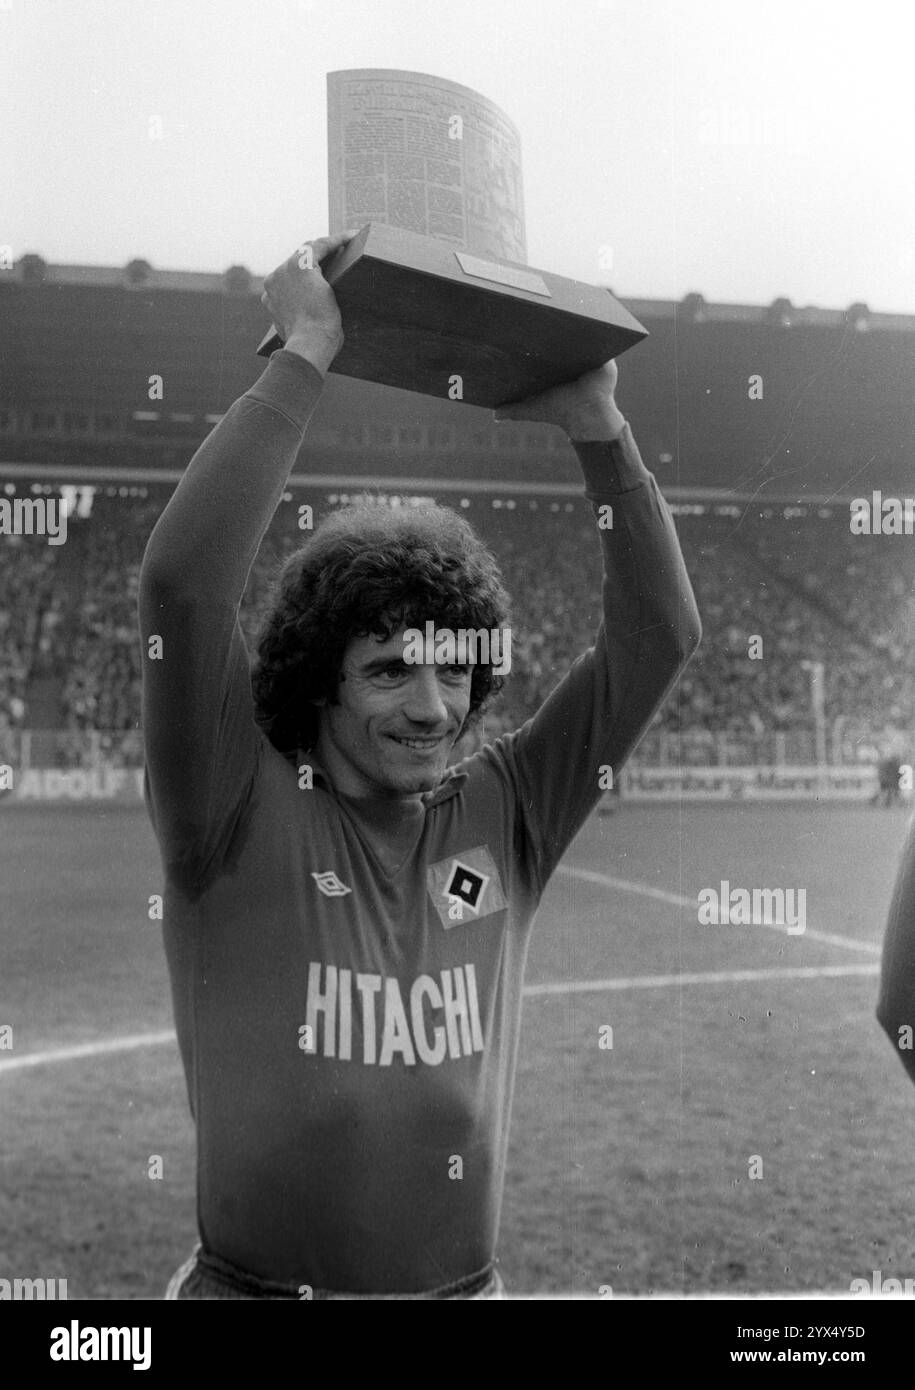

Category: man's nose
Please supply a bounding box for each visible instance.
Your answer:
[402,668,450,724]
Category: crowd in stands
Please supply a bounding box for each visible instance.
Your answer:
[1,488,913,765]
[60,504,151,735]
[0,532,59,760]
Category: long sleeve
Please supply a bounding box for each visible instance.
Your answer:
[878,816,915,1084]
[491,421,702,891]
[138,349,324,888]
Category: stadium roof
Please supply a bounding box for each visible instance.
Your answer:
[4,257,914,335]
[3,257,915,501]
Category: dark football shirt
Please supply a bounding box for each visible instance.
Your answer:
[139,349,700,1292]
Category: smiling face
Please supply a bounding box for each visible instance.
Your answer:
[311,626,475,801]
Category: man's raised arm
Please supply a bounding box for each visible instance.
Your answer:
[139,232,354,884]
[489,361,702,886]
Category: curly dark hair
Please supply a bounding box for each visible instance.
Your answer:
[251,495,512,756]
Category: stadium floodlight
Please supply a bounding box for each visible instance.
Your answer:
[678,292,706,324]
[20,253,47,285]
[224,265,252,295]
[845,301,870,332]
[767,296,794,328]
[800,659,827,771]
[124,259,152,288]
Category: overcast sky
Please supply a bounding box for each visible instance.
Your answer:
[4,0,914,312]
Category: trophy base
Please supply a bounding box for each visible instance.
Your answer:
[257,223,647,408]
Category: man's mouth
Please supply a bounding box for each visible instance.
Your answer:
[389,734,445,752]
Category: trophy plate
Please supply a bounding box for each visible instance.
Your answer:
[257,222,647,407]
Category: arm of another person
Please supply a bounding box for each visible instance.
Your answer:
[138,232,355,889]
[878,816,915,1085]
[490,361,702,888]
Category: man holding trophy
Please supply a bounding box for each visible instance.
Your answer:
[140,230,701,1299]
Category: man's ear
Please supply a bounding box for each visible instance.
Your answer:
[312,665,346,711]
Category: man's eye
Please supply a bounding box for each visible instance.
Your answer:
[443,664,471,678]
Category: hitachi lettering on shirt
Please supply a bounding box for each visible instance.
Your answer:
[304,963,486,1064]
[402,622,511,676]
[0,496,68,546]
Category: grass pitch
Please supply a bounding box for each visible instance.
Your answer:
[1,799,913,1298]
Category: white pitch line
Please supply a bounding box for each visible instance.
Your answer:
[524,963,878,997]
[0,1030,176,1074]
[0,962,880,1074]
[556,864,881,955]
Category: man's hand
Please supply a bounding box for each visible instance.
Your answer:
[493,360,626,441]
[261,230,359,375]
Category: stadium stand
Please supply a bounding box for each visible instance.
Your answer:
[2,260,913,783]
[1,487,912,768]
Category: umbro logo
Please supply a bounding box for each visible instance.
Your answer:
[311,871,352,898]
